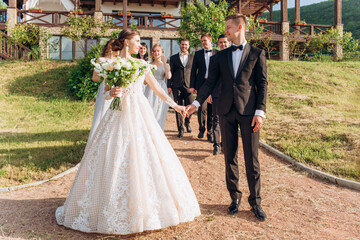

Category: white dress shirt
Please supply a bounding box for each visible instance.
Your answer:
[204,49,213,79]
[179,52,188,67]
[193,41,266,118]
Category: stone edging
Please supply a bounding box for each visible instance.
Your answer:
[260,140,360,191]
[0,164,80,193]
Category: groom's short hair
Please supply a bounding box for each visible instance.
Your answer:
[225,14,247,28]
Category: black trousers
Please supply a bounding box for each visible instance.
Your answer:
[212,97,221,146]
[172,87,193,132]
[219,105,261,206]
[198,101,213,135]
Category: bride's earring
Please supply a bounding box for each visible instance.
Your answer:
[126,45,129,53]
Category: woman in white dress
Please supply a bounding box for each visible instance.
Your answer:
[56,29,201,235]
[144,44,172,130]
[87,39,120,142]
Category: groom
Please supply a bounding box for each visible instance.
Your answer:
[186,14,268,221]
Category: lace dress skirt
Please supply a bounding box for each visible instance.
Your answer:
[56,73,201,235]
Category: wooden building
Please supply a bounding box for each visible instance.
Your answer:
[0,0,343,60]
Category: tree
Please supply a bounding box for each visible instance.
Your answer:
[0,0,7,9]
[178,0,234,48]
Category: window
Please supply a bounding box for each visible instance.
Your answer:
[160,39,180,59]
[48,37,101,60]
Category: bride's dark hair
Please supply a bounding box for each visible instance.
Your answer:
[116,29,140,50]
[101,38,121,57]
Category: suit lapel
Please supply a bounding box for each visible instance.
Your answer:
[185,53,192,68]
[176,53,183,68]
[235,44,250,80]
[200,50,206,69]
[227,48,235,80]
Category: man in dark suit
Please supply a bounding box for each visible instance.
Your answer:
[190,33,218,142]
[207,34,231,155]
[168,38,194,138]
[186,14,268,221]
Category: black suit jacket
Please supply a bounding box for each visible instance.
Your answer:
[190,49,218,91]
[196,44,267,116]
[168,53,194,90]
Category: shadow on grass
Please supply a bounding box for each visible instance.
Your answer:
[6,64,77,101]
[0,130,89,171]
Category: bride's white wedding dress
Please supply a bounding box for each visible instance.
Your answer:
[144,64,169,130]
[56,63,201,235]
[87,81,112,142]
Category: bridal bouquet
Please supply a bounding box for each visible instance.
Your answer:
[91,57,154,110]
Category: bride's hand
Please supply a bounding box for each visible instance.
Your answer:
[174,105,187,118]
[110,87,122,97]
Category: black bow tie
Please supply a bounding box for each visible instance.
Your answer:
[231,45,243,51]
[205,49,212,53]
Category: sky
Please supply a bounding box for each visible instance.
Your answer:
[273,0,330,10]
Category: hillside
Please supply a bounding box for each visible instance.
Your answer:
[262,0,360,39]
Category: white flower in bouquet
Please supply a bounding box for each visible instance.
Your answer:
[91,57,150,110]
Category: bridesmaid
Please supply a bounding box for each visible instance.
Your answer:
[144,44,172,130]
[136,42,149,62]
[87,39,120,142]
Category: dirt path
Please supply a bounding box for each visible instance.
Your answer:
[1,112,359,240]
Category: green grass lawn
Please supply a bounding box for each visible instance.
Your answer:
[0,60,94,187]
[0,59,359,187]
[263,61,360,181]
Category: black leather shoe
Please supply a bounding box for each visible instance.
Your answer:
[185,125,192,133]
[198,131,204,138]
[251,205,267,221]
[177,129,184,138]
[207,134,214,143]
[228,199,240,214]
[213,145,221,155]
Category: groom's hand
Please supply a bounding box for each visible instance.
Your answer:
[185,104,196,117]
[251,115,263,133]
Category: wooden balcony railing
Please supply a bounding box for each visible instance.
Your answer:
[0,9,6,30]
[290,23,333,36]
[103,13,181,30]
[17,10,94,27]
[0,31,32,60]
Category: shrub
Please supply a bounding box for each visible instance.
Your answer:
[68,42,105,101]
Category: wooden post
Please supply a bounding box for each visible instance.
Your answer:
[95,0,102,12]
[281,0,288,22]
[7,0,17,33]
[269,2,273,32]
[123,0,128,29]
[94,0,103,23]
[280,0,289,61]
[334,0,343,60]
[9,0,16,8]
[238,0,242,14]
[295,0,300,34]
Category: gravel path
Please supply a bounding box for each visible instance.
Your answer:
[1,112,359,240]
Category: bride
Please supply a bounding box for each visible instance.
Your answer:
[55,29,201,235]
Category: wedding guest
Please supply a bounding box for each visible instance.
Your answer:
[168,38,194,138]
[88,39,120,143]
[186,14,268,221]
[56,30,200,234]
[190,33,217,142]
[208,34,231,155]
[144,44,172,130]
[136,42,149,62]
